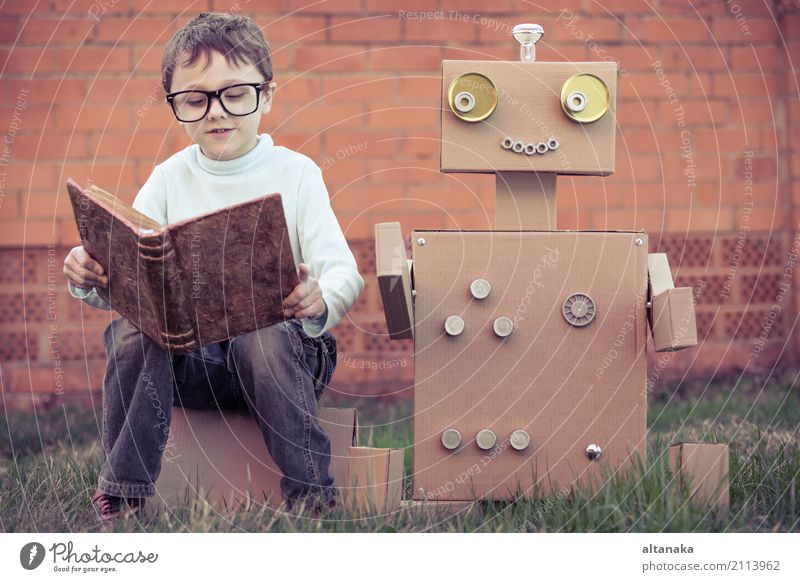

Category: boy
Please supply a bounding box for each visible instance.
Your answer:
[63,12,364,527]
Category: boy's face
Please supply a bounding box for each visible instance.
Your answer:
[169,50,274,161]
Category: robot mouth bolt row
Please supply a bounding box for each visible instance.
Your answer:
[376,24,699,502]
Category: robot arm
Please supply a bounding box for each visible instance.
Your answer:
[647,253,698,352]
[375,222,414,340]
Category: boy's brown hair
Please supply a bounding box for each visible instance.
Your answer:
[161,11,273,93]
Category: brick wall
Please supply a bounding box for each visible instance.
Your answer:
[1,0,798,410]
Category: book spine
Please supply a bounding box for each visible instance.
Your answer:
[138,233,197,352]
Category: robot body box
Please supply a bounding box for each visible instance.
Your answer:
[411,230,648,501]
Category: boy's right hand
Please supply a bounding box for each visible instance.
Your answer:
[63,245,108,290]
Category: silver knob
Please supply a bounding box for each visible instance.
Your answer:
[512,23,544,62]
[510,429,531,451]
[586,443,602,461]
[441,428,462,450]
[476,429,497,450]
[493,316,514,337]
[470,278,491,299]
[444,315,465,336]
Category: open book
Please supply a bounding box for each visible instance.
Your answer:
[66,178,300,353]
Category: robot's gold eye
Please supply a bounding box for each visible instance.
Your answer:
[560,73,610,124]
[447,72,498,122]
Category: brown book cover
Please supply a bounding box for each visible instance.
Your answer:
[66,178,300,353]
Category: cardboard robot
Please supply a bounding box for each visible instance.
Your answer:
[376,24,699,502]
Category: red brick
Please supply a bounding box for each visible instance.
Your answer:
[616,99,658,125]
[551,15,621,43]
[285,103,365,130]
[286,0,361,14]
[322,159,369,188]
[295,45,369,72]
[400,130,439,157]
[335,184,406,213]
[323,76,398,103]
[19,18,97,45]
[133,0,213,13]
[0,192,18,219]
[94,16,177,43]
[58,163,139,193]
[660,45,730,72]
[330,16,402,42]
[4,79,85,105]
[90,131,176,160]
[25,192,76,219]
[273,77,322,102]
[325,131,398,157]
[609,45,662,72]
[406,18,478,43]
[365,0,433,12]
[637,17,711,44]
[367,106,438,129]
[132,46,164,73]
[261,15,326,43]
[713,72,779,98]
[87,78,163,104]
[10,134,91,160]
[57,104,132,131]
[370,46,441,71]
[56,47,131,73]
[659,99,729,125]
[621,71,690,99]
[730,45,780,70]
[0,105,54,131]
[2,164,58,191]
[584,0,655,13]
[440,0,513,13]
[712,18,777,44]
[0,47,57,74]
[735,155,777,181]
[0,16,19,44]
[0,220,59,246]
[1,2,53,14]
[398,76,440,104]
[272,131,322,157]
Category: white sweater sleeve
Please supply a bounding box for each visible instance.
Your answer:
[296,159,365,337]
[67,167,167,311]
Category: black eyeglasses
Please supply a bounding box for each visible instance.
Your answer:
[165,81,271,122]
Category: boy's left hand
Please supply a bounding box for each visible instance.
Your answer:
[283,263,326,319]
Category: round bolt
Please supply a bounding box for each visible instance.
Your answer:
[536,142,548,154]
[586,443,602,461]
[634,237,643,246]
[510,429,531,451]
[444,315,465,336]
[454,91,476,113]
[476,429,497,450]
[417,237,426,246]
[523,143,537,156]
[441,428,462,450]
[470,278,491,299]
[501,137,514,149]
[566,90,587,113]
[493,316,514,337]
[547,137,560,150]
[417,487,425,496]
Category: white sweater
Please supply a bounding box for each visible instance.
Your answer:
[68,133,364,338]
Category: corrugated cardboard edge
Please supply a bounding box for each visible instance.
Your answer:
[668,442,730,510]
[153,406,358,512]
[344,446,404,514]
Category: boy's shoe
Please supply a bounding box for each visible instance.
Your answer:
[91,490,146,531]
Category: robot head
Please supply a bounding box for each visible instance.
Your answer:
[440,24,617,176]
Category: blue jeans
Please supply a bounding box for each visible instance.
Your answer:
[97,317,338,508]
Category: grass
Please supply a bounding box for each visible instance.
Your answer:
[1,370,798,532]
